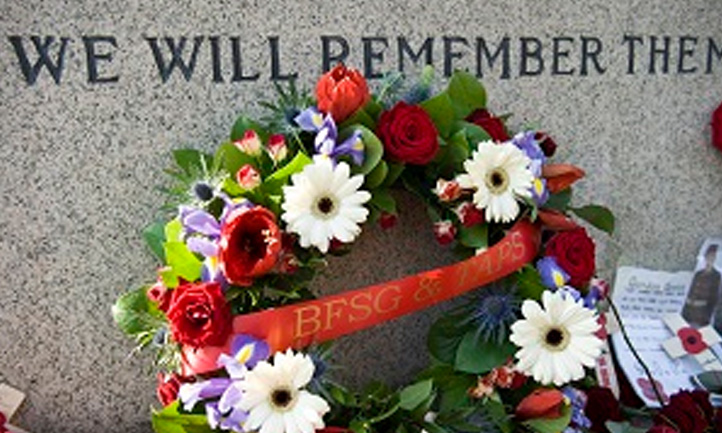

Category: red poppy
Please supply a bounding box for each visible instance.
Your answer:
[678,327,708,354]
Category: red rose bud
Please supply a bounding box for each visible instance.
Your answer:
[167,281,231,348]
[713,101,722,152]
[377,101,440,165]
[267,134,288,163]
[455,202,485,227]
[234,130,262,156]
[545,228,596,288]
[434,178,462,202]
[156,372,194,407]
[236,164,261,190]
[278,252,299,274]
[378,212,398,230]
[515,389,566,421]
[433,220,457,245]
[535,132,558,157]
[542,164,586,193]
[316,64,370,122]
[219,206,282,286]
[466,108,510,142]
[147,278,172,312]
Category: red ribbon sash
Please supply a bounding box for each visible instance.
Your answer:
[182,220,540,374]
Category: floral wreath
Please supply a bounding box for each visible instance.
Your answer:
[113,64,617,433]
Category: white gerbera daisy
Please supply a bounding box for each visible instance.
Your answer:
[239,349,330,433]
[456,141,534,223]
[510,290,603,386]
[282,156,371,253]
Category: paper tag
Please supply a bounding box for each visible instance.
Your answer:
[0,384,25,419]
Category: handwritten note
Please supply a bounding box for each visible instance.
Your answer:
[610,267,696,407]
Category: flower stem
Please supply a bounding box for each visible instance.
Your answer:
[608,299,665,406]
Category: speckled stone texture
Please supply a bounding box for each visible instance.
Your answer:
[0,0,721,431]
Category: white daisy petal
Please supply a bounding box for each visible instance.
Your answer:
[240,348,330,433]
[282,159,370,253]
[510,290,602,386]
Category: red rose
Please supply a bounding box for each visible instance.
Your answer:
[647,426,679,433]
[167,282,231,348]
[584,386,623,433]
[515,388,565,421]
[712,101,722,152]
[316,64,370,122]
[156,372,194,407]
[377,101,439,165]
[219,206,282,286]
[466,109,510,142]
[654,390,712,433]
[545,228,596,288]
[378,212,398,230]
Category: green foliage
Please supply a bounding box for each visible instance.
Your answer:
[365,160,389,189]
[458,224,488,249]
[428,312,468,364]
[570,204,615,234]
[112,287,165,336]
[165,241,202,283]
[544,188,572,211]
[172,149,214,177]
[447,70,487,119]
[143,222,166,262]
[151,402,214,433]
[420,92,455,138]
[516,265,546,301]
[263,152,312,195]
[605,421,647,433]
[215,141,258,178]
[454,331,517,374]
[399,379,434,411]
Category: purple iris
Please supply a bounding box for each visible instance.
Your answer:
[178,335,270,432]
[512,131,546,164]
[295,107,364,165]
[178,198,252,285]
[536,256,569,289]
[583,285,601,309]
[558,285,583,302]
[531,177,550,206]
[562,387,592,432]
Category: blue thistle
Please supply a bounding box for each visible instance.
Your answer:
[458,285,520,345]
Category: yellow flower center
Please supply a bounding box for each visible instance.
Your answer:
[542,326,570,352]
[485,167,510,195]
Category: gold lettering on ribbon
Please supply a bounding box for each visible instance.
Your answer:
[323,298,348,331]
[511,231,527,261]
[348,292,373,323]
[374,285,403,314]
[413,275,443,303]
[294,305,322,339]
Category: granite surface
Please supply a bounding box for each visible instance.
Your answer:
[0,0,721,431]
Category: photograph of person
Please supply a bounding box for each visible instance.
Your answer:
[682,244,721,328]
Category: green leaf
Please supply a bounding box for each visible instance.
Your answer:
[382,162,405,187]
[112,287,164,336]
[428,313,467,364]
[570,205,615,234]
[339,106,377,131]
[605,421,647,433]
[165,219,183,243]
[143,222,166,262]
[458,224,488,249]
[447,130,470,164]
[230,115,267,142]
[420,92,455,138]
[349,420,370,433]
[364,160,388,189]
[523,402,572,433]
[544,188,572,211]
[516,265,546,301]
[454,331,517,374]
[172,149,212,176]
[215,141,257,178]
[399,379,434,411]
[461,121,492,148]
[370,189,397,214]
[151,401,214,433]
[165,241,202,282]
[420,422,451,433]
[447,70,487,119]
[344,124,384,175]
[263,152,312,194]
